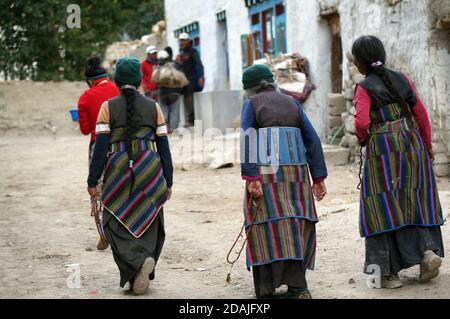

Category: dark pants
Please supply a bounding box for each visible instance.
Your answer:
[252,260,308,298]
[103,211,166,288]
[183,82,196,126]
[364,226,444,276]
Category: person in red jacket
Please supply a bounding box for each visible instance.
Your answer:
[78,57,120,145]
[141,45,159,99]
[77,56,120,250]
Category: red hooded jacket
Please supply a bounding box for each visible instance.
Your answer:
[77,78,119,142]
[141,59,158,93]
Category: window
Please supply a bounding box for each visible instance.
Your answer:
[247,0,287,59]
[251,13,260,25]
[275,3,285,16]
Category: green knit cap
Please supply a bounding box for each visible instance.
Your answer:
[242,64,274,89]
[114,56,142,85]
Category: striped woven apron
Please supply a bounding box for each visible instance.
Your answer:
[101,127,169,238]
[244,127,318,269]
[359,103,444,237]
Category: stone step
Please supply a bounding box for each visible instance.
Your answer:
[322,144,349,166]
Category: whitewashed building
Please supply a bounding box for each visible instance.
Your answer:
[165,0,450,174]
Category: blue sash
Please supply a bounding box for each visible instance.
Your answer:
[256,127,307,166]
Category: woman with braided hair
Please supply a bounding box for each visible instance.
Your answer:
[352,35,444,289]
[87,56,173,295]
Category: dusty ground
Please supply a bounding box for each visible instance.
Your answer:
[0,133,449,299]
[0,80,449,299]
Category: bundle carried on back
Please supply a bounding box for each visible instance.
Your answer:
[152,62,189,89]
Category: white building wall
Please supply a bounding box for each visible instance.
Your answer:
[286,0,332,138]
[224,2,251,90]
[165,0,249,92]
[165,0,449,150]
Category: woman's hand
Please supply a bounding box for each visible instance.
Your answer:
[87,187,99,198]
[166,187,172,200]
[247,180,263,199]
[312,181,327,201]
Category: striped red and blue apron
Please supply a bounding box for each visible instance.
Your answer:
[359,103,444,237]
[101,127,169,238]
[244,127,318,269]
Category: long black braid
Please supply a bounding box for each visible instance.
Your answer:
[118,84,139,198]
[352,35,415,189]
[371,64,415,128]
[352,35,414,125]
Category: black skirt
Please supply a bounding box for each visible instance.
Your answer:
[364,225,444,276]
[103,210,165,288]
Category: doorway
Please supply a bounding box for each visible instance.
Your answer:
[324,12,343,93]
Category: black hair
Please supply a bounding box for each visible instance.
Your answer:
[85,56,107,79]
[352,36,416,190]
[164,46,173,60]
[87,56,101,68]
[351,35,413,123]
[116,81,141,197]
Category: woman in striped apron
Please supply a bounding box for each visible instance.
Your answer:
[240,64,328,299]
[87,57,173,295]
[352,36,445,288]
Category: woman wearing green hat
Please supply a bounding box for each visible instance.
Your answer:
[87,56,173,295]
[240,64,327,299]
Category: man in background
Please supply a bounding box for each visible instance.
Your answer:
[141,45,159,99]
[153,48,189,133]
[176,33,204,127]
[77,56,119,250]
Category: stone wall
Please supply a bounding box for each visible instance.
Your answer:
[427,0,450,177]
[104,21,167,72]
[319,0,450,175]
[338,52,363,162]
[286,0,333,139]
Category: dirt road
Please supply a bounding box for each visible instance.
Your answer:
[0,134,449,299]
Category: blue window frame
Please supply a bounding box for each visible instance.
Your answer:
[247,0,286,58]
[189,29,201,54]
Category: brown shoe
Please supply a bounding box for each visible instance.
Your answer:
[132,257,155,295]
[298,291,312,299]
[284,289,312,299]
[96,236,109,250]
[419,250,442,282]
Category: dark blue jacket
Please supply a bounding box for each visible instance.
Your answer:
[240,97,327,182]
